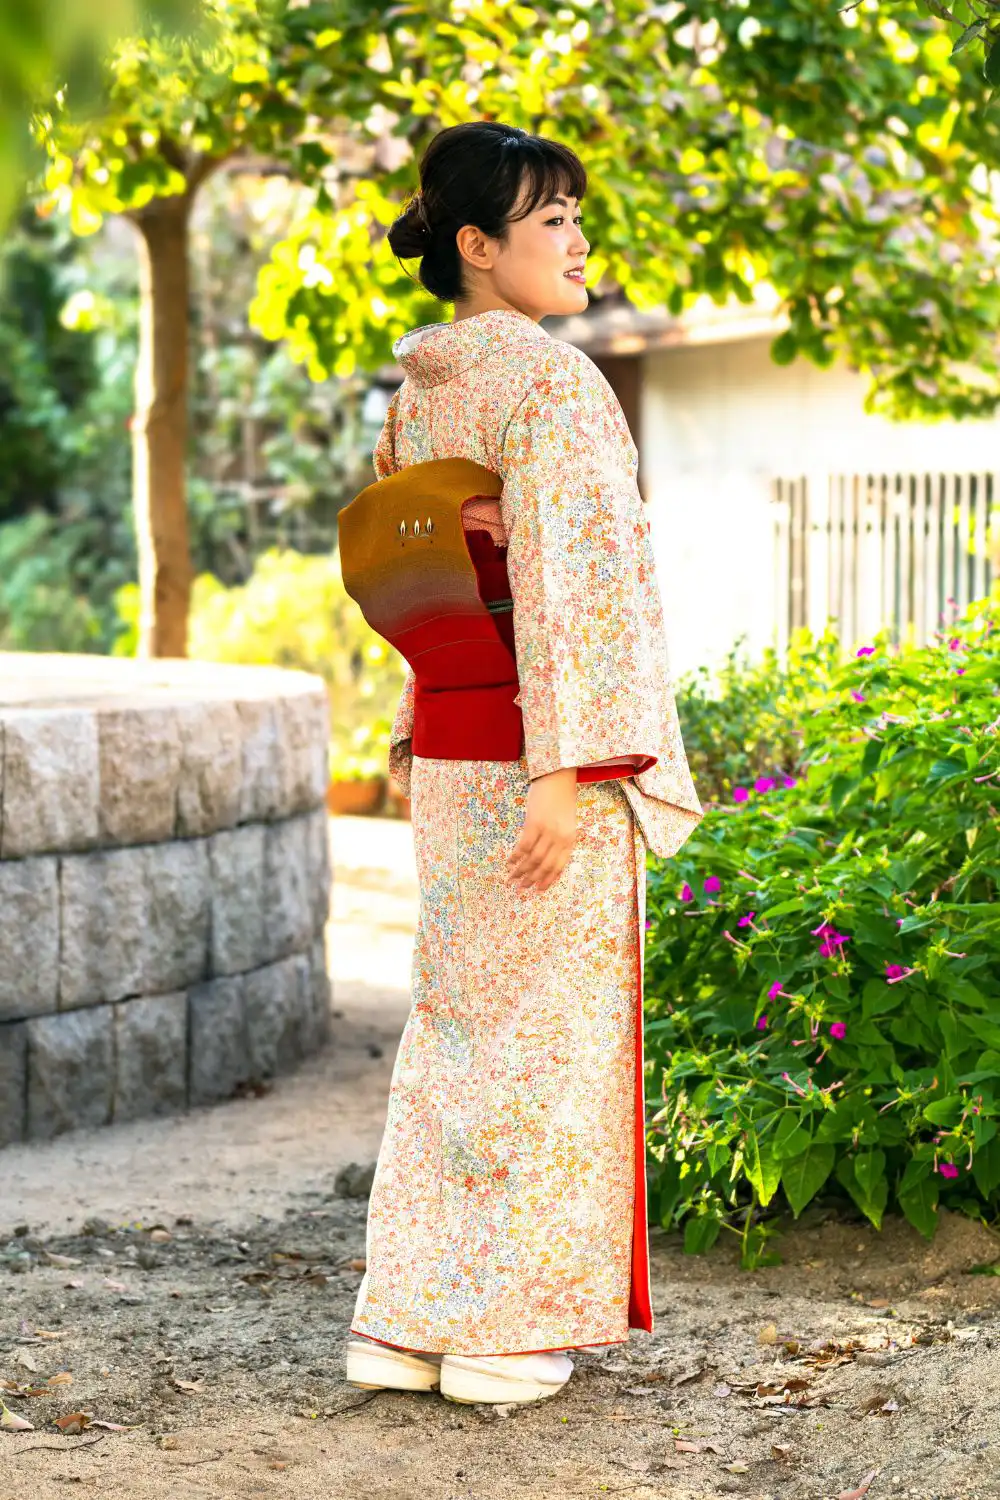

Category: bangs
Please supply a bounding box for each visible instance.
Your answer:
[504,138,587,223]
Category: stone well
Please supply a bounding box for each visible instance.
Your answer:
[0,653,332,1147]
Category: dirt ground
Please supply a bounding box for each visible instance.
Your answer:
[2,815,1000,1500]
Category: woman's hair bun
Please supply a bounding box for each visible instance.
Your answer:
[387,193,432,260]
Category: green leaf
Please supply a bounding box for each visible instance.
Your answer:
[972,1136,1000,1197]
[743,1133,782,1207]
[923,1095,964,1125]
[837,1151,889,1229]
[952,19,987,55]
[781,1144,836,1217]
[985,35,1000,86]
[770,330,798,367]
[898,1175,940,1239]
[854,1148,887,1205]
[683,1213,722,1255]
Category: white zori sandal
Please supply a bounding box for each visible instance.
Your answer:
[439,1350,574,1405]
[345,1336,444,1392]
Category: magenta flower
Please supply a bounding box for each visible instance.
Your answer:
[754,776,776,793]
[856,645,875,657]
[738,911,756,928]
[829,1021,847,1040]
[956,667,966,676]
[818,932,849,957]
[885,963,906,980]
[768,981,783,999]
[783,776,797,789]
[645,918,652,929]
[948,638,961,651]
[756,1014,768,1030]
[938,1162,959,1179]
[704,875,721,895]
[679,883,693,902]
[851,691,865,703]
[733,786,750,802]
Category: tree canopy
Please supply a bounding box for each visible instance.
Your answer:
[26,0,1000,653]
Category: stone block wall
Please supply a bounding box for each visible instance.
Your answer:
[0,654,333,1147]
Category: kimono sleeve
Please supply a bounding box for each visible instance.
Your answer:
[499,348,666,784]
[371,386,416,797]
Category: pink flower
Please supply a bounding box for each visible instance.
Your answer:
[851,691,865,703]
[756,1014,768,1030]
[956,667,966,675]
[811,922,837,937]
[783,776,797,789]
[819,933,849,957]
[679,883,693,901]
[938,1162,959,1179]
[885,963,906,980]
[733,786,749,802]
[704,875,721,895]
[645,918,652,929]
[948,638,961,651]
[856,645,875,657]
[754,776,776,794]
[829,1021,847,1040]
[768,981,783,999]
[738,911,756,928]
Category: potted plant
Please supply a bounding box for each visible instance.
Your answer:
[327,719,391,815]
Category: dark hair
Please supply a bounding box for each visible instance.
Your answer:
[386,121,587,303]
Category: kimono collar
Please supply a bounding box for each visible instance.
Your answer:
[392,307,551,387]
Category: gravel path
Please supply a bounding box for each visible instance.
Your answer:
[2,815,1000,1500]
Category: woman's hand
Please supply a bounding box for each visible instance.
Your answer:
[506,767,577,893]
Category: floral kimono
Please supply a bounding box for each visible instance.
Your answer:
[344,307,703,1357]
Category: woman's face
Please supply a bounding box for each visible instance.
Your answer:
[455,178,591,321]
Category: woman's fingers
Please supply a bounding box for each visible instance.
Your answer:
[507,830,572,890]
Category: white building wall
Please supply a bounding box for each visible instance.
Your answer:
[641,335,1000,682]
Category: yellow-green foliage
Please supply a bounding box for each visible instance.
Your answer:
[114,546,405,778]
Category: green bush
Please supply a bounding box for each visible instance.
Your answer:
[646,594,1000,1267]
[674,630,842,805]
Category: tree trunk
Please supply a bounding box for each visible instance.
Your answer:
[131,194,194,659]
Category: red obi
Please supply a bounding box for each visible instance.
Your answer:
[338,457,525,760]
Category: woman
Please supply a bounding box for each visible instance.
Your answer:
[340,121,704,1407]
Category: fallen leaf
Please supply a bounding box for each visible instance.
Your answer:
[14,1350,39,1372]
[54,1412,91,1435]
[172,1378,205,1394]
[757,1378,811,1397]
[33,1330,67,1340]
[269,1462,287,1471]
[103,1280,128,1294]
[48,1373,74,1388]
[348,1258,366,1272]
[43,1252,80,1269]
[159,1436,180,1450]
[675,1439,723,1454]
[149,1229,172,1244]
[757,1324,778,1345]
[771,1443,793,1461]
[671,1365,706,1386]
[90,1420,140,1431]
[724,1461,750,1473]
[1,1404,34,1431]
[65,1280,85,1290]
